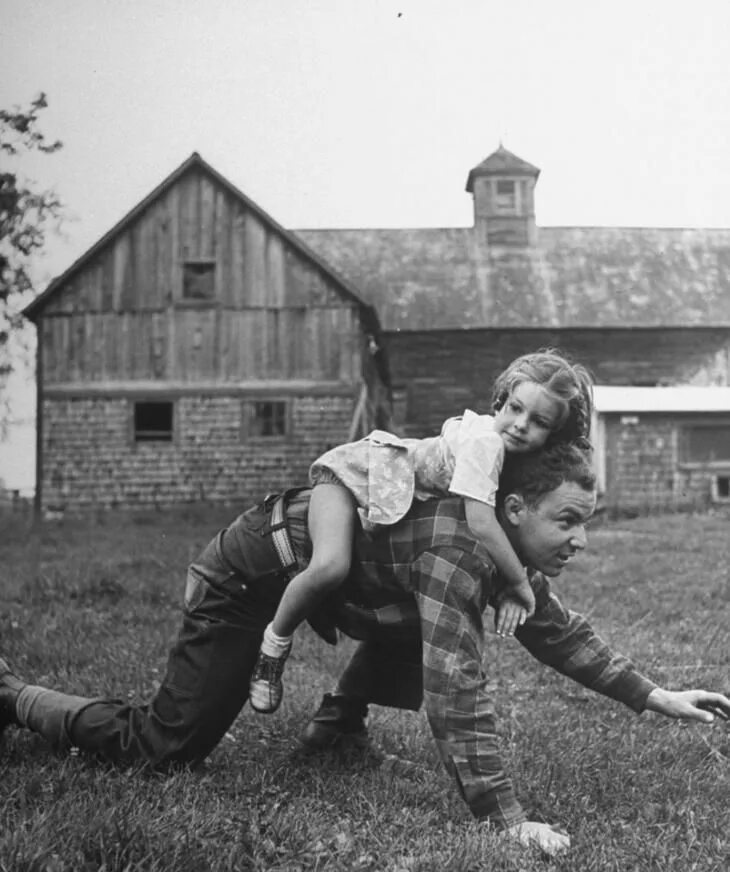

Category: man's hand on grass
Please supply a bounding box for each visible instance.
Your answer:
[645,688,730,723]
[504,821,570,855]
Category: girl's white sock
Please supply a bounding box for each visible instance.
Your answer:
[261,622,292,658]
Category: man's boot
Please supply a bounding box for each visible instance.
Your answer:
[299,692,369,749]
[0,658,24,736]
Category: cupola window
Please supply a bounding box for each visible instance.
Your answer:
[495,179,517,212]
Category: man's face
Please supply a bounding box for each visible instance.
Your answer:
[509,481,596,576]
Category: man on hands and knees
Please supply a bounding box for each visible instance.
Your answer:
[1,443,728,858]
[300,443,730,855]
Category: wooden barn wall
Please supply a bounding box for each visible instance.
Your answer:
[38,165,365,386]
[384,327,730,436]
[40,307,361,385]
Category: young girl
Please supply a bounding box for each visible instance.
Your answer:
[249,348,594,713]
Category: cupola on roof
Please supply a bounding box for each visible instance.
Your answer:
[466,144,541,192]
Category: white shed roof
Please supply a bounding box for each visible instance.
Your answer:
[594,385,730,413]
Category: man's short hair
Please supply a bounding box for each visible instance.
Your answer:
[497,442,596,509]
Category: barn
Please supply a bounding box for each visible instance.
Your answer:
[24,145,730,514]
[297,145,730,511]
[23,153,390,515]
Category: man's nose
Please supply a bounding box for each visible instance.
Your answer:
[570,526,587,550]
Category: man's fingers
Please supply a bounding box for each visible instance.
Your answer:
[506,821,571,856]
[697,699,730,720]
[542,830,571,855]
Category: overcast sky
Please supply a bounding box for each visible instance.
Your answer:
[4,0,730,288]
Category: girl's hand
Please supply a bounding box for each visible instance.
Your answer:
[495,598,528,637]
[494,571,536,636]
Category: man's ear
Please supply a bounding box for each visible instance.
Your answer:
[502,493,526,527]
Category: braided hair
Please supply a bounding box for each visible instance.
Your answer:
[491,348,594,449]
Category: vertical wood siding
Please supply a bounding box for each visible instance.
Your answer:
[41,307,361,384]
[39,165,369,387]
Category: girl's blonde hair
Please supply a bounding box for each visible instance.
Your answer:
[491,348,594,447]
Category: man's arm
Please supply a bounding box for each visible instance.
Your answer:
[412,546,527,828]
[513,574,657,710]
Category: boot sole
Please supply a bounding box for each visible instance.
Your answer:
[299,722,369,750]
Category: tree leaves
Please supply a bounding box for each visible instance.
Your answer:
[0,92,63,422]
[0,92,62,156]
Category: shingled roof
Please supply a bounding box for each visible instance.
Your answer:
[466,144,540,191]
[294,225,730,330]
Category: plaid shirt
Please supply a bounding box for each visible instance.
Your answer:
[325,496,658,827]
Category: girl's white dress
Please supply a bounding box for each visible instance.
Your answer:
[310,409,504,529]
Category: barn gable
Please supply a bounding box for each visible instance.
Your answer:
[23,153,389,514]
[24,153,384,386]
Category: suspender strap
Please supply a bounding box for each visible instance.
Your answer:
[269,494,298,572]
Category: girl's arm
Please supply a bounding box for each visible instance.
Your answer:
[464,498,536,634]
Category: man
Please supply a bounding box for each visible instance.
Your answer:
[1,443,727,856]
[297,441,730,853]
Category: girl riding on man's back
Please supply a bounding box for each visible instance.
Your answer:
[250,348,594,713]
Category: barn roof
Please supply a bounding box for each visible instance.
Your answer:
[294,224,730,330]
[22,152,380,331]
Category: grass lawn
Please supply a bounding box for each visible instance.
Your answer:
[1,505,728,871]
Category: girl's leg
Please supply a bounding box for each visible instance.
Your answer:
[272,482,357,636]
[250,483,356,713]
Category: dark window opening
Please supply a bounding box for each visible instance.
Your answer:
[495,179,516,211]
[682,424,730,464]
[183,261,216,300]
[245,400,289,438]
[134,401,174,442]
[715,475,730,499]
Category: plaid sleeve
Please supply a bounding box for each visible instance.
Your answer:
[515,574,658,712]
[412,546,527,829]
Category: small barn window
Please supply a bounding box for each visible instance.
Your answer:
[712,475,730,502]
[182,261,216,300]
[134,401,174,442]
[681,423,730,464]
[495,179,516,211]
[243,400,290,438]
